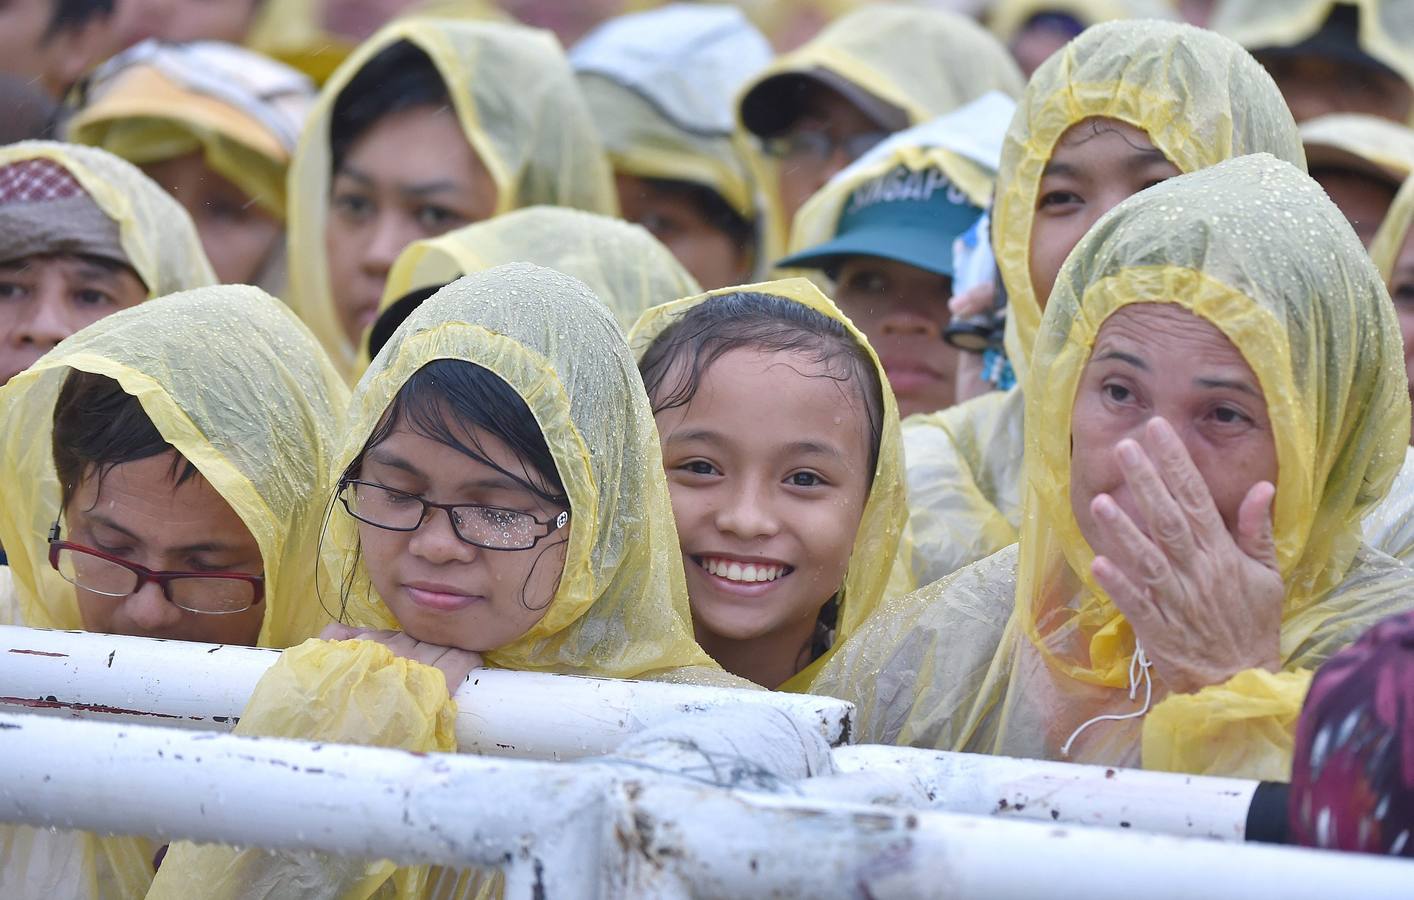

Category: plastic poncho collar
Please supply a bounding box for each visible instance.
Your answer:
[626,278,909,691]
[572,3,773,222]
[993,19,1306,384]
[1024,153,1411,693]
[285,17,618,380]
[1210,0,1414,98]
[66,40,315,220]
[0,141,215,295]
[335,262,717,678]
[372,206,702,357]
[735,4,1024,262]
[0,285,348,650]
[987,0,1178,44]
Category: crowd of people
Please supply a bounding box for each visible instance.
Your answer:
[1,0,1412,895]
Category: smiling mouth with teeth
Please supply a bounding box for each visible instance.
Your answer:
[694,556,793,584]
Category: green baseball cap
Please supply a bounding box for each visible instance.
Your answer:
[777,164,982,277]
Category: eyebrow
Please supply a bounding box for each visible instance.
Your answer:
[665,427,725,447]
[84,512,236,555]
[1095,349,1148,370]
[783,439,847,461]
[1040,160,1079,178]
[336,165,463,198]
[1195,376,1260,397]
[365,449,527,495]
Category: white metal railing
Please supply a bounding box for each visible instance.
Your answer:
[0,709,1409,899]
[0,625,852,757]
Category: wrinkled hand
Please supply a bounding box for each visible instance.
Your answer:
[320,623,483,695]
[1087,417,1283,695]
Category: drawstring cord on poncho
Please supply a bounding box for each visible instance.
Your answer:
[1060,642,1153,757]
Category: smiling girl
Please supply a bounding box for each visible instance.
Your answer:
[631,279,909,691]
[147,263,729,899]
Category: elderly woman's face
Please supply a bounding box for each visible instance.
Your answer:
[1070,304,1278,550]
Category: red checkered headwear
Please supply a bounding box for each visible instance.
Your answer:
[0,158,86,205]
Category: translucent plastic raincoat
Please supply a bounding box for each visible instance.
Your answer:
[0,286,348,899]
[0,141,216,295]
[65,40,315,293]
[812,154,1414,781]
[627,278,911,691]
[1371,172,1414,280]
[986,0,1177,44]
[367,205,702,371]
[572,4,772,239]
[1300,112,1414,186]
[735,4,1024,262]
[148,263,733,900]
[285,17,618,380]
[1210,0,1414,103]
[903,20,1308,585]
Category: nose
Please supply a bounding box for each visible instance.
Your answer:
[121,581,184,633]
[360,212,419,278]
[879,308,941,339]
[407,507,479,565]
[713,478,781,541]
[15,288,74,352]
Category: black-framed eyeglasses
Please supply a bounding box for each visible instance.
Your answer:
[338,480,570,551]
[762,129,889,164]
[47,522,264,615]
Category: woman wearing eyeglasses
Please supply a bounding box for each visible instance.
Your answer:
[0,284,347,898]
[146,262,739,899]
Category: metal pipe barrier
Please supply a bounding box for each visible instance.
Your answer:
[0,711,1407,899]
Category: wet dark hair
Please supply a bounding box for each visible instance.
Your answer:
[44,0,114,43]
[638,291,885,478]
[332,358,568,614]
[643,177,757,262]
[52,370,197,511]
[365,285,443,360]
[329,40,451,176]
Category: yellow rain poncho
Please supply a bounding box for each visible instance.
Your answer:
[735,4,1024,262]
[65,40,315,294]
[903,20,1307,585]
[286,17,618,379]
[368,205,702,370]
[1210,0,1414,101]
[1300,112,1414,186]
[1371,171,1414,280]
[812,154,1414,781]
[245,0,506,83]
[0,286,348,899]
[0,141,216,296]
[572,4,772,234]
[148,263,733,899]
[627,278,910,691]
[987,0,1178,44]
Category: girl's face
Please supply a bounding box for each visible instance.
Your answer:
[326,106,498,345]
[655,346,873,682]
[1029,118,1181,309]
[354,422,569,653]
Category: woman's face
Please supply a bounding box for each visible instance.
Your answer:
[354,422,569,653]
[1070,304,1278,550]
[111,0,263,45]
[615,174,753,292]
[142,152,283,286]
[834,255,958,418]
[1029,118,1181,309]
[654,346,873,684]
[63,451,265,645]
[326,105,498,345]
[776,83,889,226]
[1389,227,1414,443]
